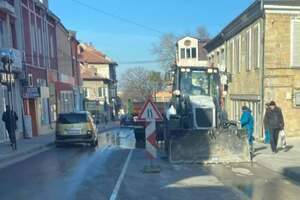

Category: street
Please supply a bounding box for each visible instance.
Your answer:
[0,128,299,200]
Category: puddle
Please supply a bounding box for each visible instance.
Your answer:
[98,129,136,149]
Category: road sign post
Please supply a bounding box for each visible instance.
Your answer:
[137,98,162,173]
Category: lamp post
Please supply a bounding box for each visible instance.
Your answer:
[1,54,16,150]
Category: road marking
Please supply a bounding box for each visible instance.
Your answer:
[109,149,133,200]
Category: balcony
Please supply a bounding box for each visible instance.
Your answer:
[0,0,15,14]
[0,48,22,72]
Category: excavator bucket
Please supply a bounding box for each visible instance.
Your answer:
[166,128,250,164]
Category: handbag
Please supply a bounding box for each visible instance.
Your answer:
[279,130,286,148]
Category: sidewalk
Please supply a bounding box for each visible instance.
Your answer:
[0,133,55,166]
[254,137,300,183]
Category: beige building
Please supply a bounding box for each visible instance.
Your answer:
[205,0,300,137]
[79,44,118,120]
[176,36,208,67]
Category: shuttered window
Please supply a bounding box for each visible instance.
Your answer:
[292,19,300,67]
[251,25,259,69]
[234,37,240,73]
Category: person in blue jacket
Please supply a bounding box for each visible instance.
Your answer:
[240,106,254,146]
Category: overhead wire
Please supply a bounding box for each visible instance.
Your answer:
[69,0,164,37]
[22,54,172,65]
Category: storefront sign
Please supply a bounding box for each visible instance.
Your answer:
[23,87,40,99]
[0,73,15,84]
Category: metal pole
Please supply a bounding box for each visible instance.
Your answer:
[8,61,16,150]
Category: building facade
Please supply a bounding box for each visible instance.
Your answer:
[176,36,209,67]
[21,0,58,136]
[205,0,300,137]
[0,0,24,142]
[70,31,82,112]
[55,22,77,114]
[79,44,118,121]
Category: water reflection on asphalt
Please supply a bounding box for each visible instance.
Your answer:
[98,128,136,149]
[206,163,300,200]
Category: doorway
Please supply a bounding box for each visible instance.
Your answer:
[29,99,38,137]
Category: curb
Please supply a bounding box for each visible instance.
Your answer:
[0,142,55,165]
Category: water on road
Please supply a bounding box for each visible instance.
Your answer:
[0,128,299,200]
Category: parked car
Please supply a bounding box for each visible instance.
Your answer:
[55,112,98,147]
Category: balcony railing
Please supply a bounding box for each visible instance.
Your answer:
[0,48,22,72]
[0,0,15,14]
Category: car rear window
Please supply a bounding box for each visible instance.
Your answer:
[58,113,89,124]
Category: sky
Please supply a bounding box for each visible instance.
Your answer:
[49,0,254,77]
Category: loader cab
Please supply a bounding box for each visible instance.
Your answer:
[172,67,221,100]
[170,66,221,129]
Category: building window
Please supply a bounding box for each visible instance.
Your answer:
[295,91,300,106]
[291,19,300,67]
[98,87,103,97]
[245,30,251,71]
[220,49,225,66]
[0,19,4,47]
[10,22,17,49]
[30,21,36,53]
[49,35,54,58]
[41,98,49,125]
[180,48,185,59]
[28,74,33,86]
[191,48,197,58]
[234,37,240,73]
[227,41,234,73]
[186,48,191,58]
[37,26,42,55]
[251,25,259,69]
[83,88,89,98]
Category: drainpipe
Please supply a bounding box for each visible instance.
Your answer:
[259,0,266,139]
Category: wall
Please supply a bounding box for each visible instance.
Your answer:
[264,13,300,136]
[176,37,208,67]
[87,63,110,79]
[56,23,73,77]
[82,80,107,101]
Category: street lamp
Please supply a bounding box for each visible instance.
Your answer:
[1,53,16,150]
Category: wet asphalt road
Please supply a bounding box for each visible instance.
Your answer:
[0,128,299,200]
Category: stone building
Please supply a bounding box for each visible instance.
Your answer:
[205,0,300,137]
[79,44,118,121]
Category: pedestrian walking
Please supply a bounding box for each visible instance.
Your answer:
[240,106,254,154]
[266,101,284,153]
[263,103,271,144]
[2,105,18,150]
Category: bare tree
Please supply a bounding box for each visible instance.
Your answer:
[120,67,163,103]
[196,26,210,40]
[152,33,177,71]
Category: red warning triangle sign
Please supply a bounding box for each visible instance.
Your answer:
[137,98,163,122]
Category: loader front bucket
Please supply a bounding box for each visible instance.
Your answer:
[167,129,250,164]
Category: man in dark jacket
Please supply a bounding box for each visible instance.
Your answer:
[2,105,18,150]
[267,101,284,153]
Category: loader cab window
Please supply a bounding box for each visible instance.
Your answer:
[180,69,219,97]
[180,70,209,96]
